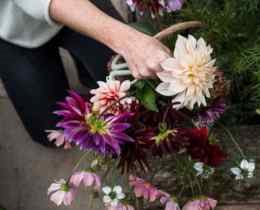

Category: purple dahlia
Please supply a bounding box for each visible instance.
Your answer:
[54,91,133,155]
[196,98,226,128]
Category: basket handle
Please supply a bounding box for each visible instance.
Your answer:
[108,21,203,82]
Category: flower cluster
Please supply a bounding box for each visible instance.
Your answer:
[230,159,256,180]
[46,32,252,210]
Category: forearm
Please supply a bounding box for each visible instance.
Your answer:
[49,0,139,55]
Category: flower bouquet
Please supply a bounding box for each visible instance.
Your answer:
[46,6,258,210]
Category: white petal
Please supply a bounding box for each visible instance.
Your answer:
[48,183,61,195]
[102,186,112,195]
[117,192,126,200]
[174,35,188,59]
[156,82,176,96]
[248,160,255,172]
[50,191,66,206]
[157,70,176,83]
[160,58,180,72]
[156,81,186,97]
[113,185,122,194]
[248,172,254,178]
[103,195,112,203]
[193,162,204,172]
[230,167,241,176]
[240,159,249,170]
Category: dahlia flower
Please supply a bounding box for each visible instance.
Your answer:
[182,197,217,210]
[156,35,216,110]
[186,128,226,167]
[55,91,132,155]
[70,171,101,190]
[102,185,126,207]
[47,179,76,206]
[196,98,226,127]
[129,175,169,202]
[90,80,131,114]
[46,130,72,149]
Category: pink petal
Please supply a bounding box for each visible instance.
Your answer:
[83,172,95,187]
[70,172,84,187]
[63,189,76,206]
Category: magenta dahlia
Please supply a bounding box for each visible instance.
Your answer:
[54,91,133,155]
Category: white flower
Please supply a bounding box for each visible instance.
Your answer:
[193,162,215,179]
[156,35,216,110]
[231,159,255,180]
[193,162,204,176]
[230,167,244,180]
[102,185,126,207]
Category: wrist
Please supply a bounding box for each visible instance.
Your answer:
[108,24,143,56]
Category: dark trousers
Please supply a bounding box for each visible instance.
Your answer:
[0,1,122,146]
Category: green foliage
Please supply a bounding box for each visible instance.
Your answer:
[135,80,159,112]
[166,0,260,124]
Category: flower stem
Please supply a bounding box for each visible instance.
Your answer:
[217,123,245,158]
[72,151,89,171]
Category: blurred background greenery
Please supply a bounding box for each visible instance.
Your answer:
[131,0,260,124]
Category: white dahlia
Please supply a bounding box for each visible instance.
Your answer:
[156,35,216,110]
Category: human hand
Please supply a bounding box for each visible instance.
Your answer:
[120,31,171,79]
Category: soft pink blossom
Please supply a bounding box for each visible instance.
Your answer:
[107,203,135,210]
[46,130,72,149]
[90,80,131,113]
[182,197,217,210]
[129,175,169,202]
[160,196,180,210]
[70,171,101,190]
[47,179,76,206]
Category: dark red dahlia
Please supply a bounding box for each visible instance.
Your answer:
[186,128,227,167]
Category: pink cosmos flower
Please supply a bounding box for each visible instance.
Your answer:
[46,130,72,149]
[90,80,131,113]
[47,179,76,206]
[160,196,180,210]
[107,203,135,210]
[182,197,217,210]
[70,171,101,190]
[129,175,168,202]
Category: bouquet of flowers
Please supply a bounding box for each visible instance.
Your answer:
[46,4,257,210]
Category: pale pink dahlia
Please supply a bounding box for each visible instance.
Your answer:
[129,175,169,202]
[90,80,131,113]
[46,130,72,149]
[70,171,101,190]
[182,197,217,210]
[156,35,216,110]
[47,179,76,206]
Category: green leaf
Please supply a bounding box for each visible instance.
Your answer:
[134,80,146,89]
[136,83,158,112]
